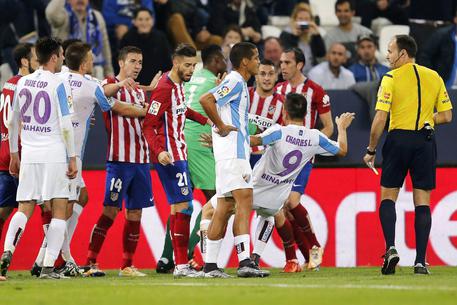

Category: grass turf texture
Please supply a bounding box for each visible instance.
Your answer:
[2,267,457,305]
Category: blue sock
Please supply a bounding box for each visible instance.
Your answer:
[415,205,431,265]
[379,199,396,250]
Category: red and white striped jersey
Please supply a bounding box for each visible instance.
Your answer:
[248,87,284,153]
[143,72,207,163]
[275,78,330,129]
[102,76,150,164]
[0,75,22,171]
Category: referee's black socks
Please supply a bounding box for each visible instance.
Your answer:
[415,205,432,266]
[379,199,396,251]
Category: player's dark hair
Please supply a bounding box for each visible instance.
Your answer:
[13,43,33,68]
[35,37,61,65]
[335,0,354,11]
[260,58,275,67]
[62,38,82,54]
[134,7,153,19]
[201,44,223,66]
[230,42,257,69]
[395,35,417,58]
[65,42,92,71]
[173,43,197,59]
[118,46,142,61]
[284,47,306,68]
[285,93,307,119]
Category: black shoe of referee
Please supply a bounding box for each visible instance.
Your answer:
[414,263,431,275]
[381,247,400,275]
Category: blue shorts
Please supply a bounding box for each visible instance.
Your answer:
[154,160,193,204]
[249,154,262,169]
[103,162,154,210]
[291,162,313,194]
[0,172,18,208]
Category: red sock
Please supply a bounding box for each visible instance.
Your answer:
[276,219,297,261]
[0,218,4,238]
[86,214,114,265]
[169,214,176,258]
[290,204,320,247]
[122,220,141,269]
[173,212,190,265]
[41,210,52,226]
[54,251,65,268]
[291,220,310,262]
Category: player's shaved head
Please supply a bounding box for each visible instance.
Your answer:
[285,93,307,120]
[65,42,92,71]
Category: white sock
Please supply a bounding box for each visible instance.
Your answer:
[34,223,50,266]
[234,234,250,263]
[67,203,83,241]
[199,219,211,262]
[253,216,274,257]
[4,212,28,253]
[43,219,66,267]
[61,226,74,263]
[205,239,222,264]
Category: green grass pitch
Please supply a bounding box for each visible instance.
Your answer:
[2,267,457,305]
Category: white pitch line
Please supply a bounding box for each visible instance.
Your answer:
[106,281,457,292]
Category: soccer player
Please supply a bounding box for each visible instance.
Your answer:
[0,43,39,253]
[143,44,211,278]
[248,59,285,167]
[199,42,267,278]
[30,42,152,276]
[1,37,77,279]
[85,46,154,277]
[0,44,39,235]
[275,47,334,272]
[201,94,354,274]
[156,45,227,274]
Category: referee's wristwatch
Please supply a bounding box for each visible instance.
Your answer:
[366,147,376,155]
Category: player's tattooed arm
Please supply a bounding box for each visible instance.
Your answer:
[200,93,237,137]
[249,135,262,147]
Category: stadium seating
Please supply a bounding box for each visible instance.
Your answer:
[378,25,410,65]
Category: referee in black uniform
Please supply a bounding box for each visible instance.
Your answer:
[363,35,453,275]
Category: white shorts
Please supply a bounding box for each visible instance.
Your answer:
[209,193,280,218]
[215,159,253,197]
[17,163,71,202]
[69,157,85,201]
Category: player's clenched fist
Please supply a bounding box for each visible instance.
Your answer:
[9,152,20,178]
[215,124,238,137]
[67,157,78,179]
[158,151,174,166]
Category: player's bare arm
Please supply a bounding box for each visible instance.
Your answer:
[363,110,388,167]
[138,71,163,92]
[335,112,355,157]
[111,101,149,118]
[200,92,237,137]
[319,111,334,138]
[249,135,262,147]
[433,109,452,125]
[103,77,138,97]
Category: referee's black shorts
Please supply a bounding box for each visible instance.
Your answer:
[381,129,437,190]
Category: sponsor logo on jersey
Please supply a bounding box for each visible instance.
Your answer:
[181,187,189,196]
[110,192,119,201]
[323,94,330,106]
[176,103,187,115]
[148,100,161,115]
[67,95,73,109]
[384,92,391,100]
[216,86,230,98]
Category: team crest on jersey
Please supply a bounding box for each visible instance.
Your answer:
[148,100,161,115]
[216,86,230,98]
[110,192,119,201]
[181,187,189,196]
[268,105,276,115]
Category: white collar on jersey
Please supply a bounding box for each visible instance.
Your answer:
[230,70,245,82]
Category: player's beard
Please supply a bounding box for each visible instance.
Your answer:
[178,68,191,82]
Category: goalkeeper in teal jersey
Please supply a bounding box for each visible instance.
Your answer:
[156,45,227,273]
